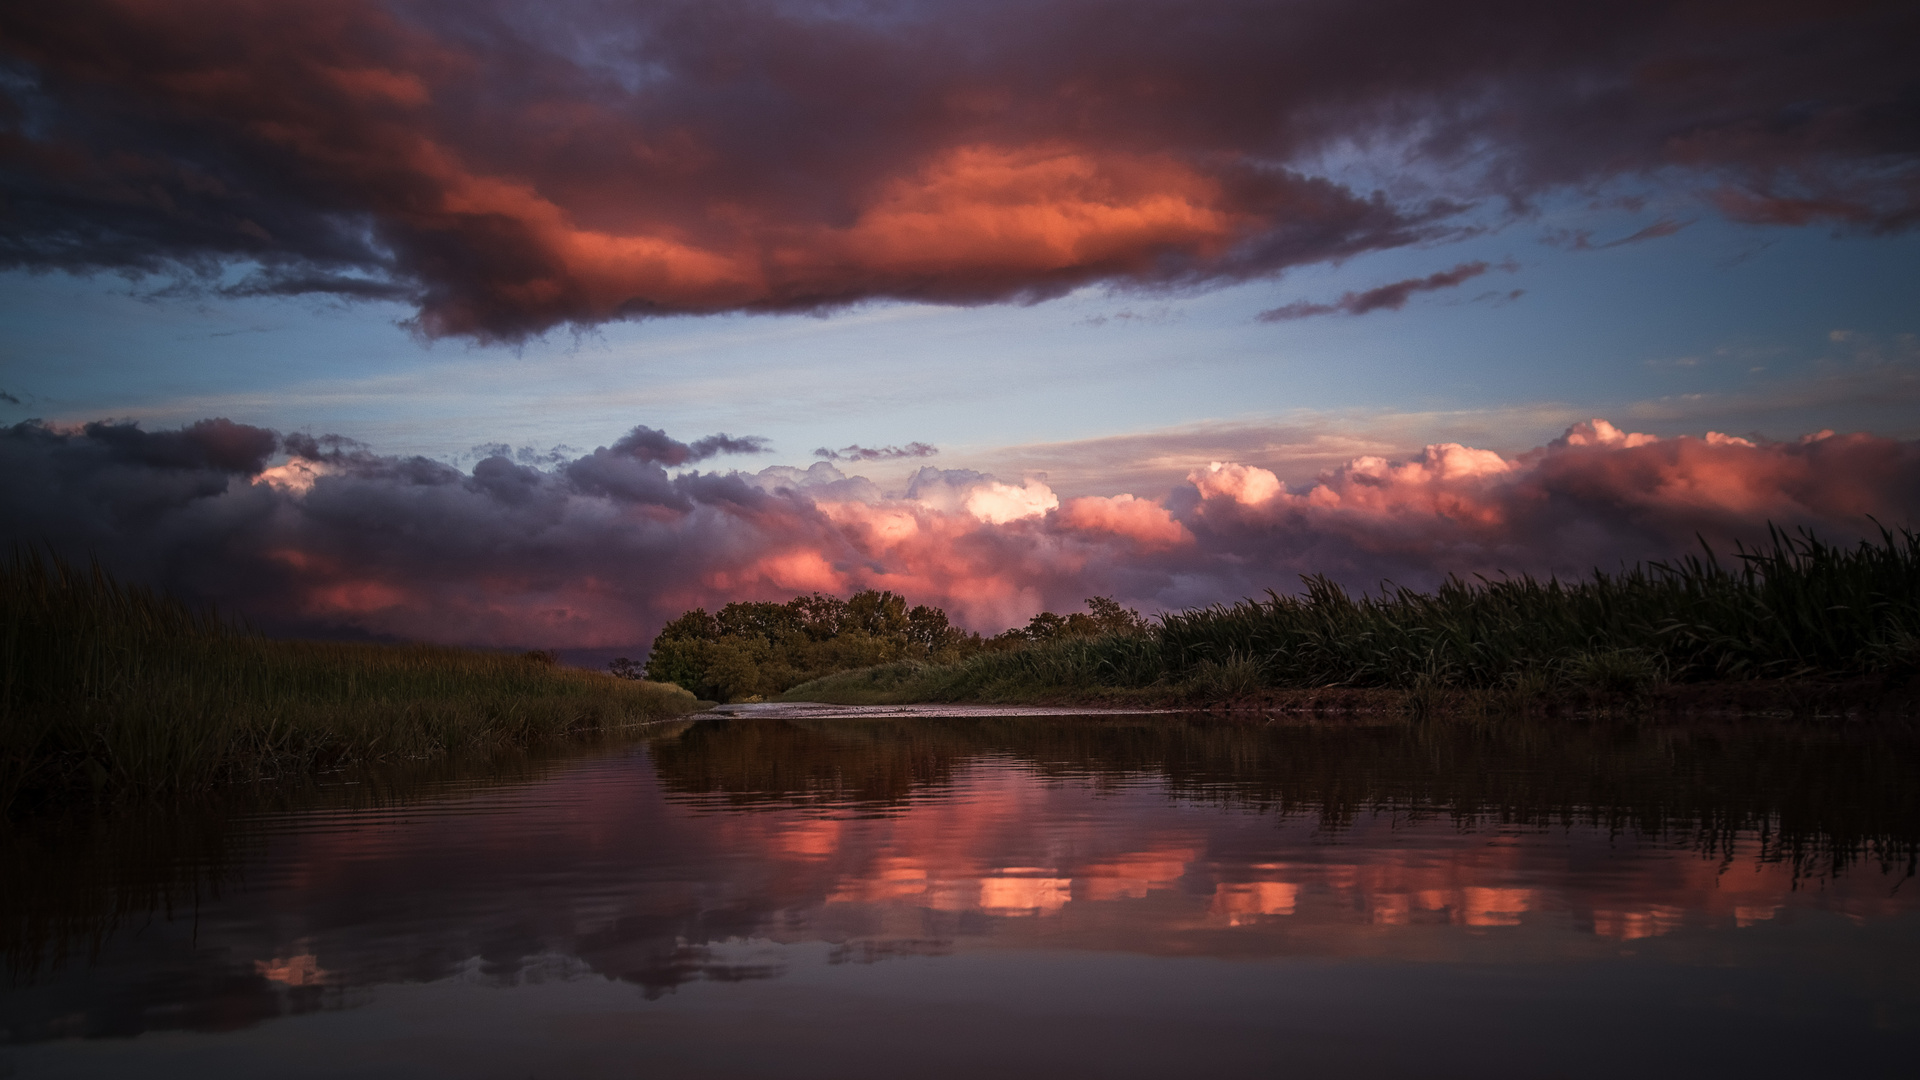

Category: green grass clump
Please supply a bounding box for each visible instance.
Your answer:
[1,554,699,810]
[787,526,1920,706]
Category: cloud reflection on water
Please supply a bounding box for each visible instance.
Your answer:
[2,714,1916,1071]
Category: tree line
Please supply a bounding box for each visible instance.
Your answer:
[614,591,1147,702]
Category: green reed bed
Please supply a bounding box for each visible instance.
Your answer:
[787,527,1920,706]
[1,555,698,810]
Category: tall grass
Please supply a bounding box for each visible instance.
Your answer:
[1,553,698,810]
[788,527,1920,705]
[1158,525,1920,688]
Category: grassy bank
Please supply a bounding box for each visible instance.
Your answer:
[1,555,699,811]
[786,527,1920,712]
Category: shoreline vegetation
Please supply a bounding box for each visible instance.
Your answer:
[1,554,699,812]
[8,525,1915,810]
[638,527,1920,717]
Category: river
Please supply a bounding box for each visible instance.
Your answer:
[3,706,1915,1077]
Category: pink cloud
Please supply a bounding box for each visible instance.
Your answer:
[1189,462,1283,506]
[3,417,1917,648]
[1058,494,1192,551]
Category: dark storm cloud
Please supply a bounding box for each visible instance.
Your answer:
[0,1,1913,340]
[76,417,279,473]
[0,417,809,645]
[217,270,419,302]
[1257,262,1499,321]
[688,433,772,459]
[814,443,938,462]
[606,425,769,466]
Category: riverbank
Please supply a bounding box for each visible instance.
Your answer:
[1,555,700,812]
[782,527,1920,717]
[781,670,1920,720]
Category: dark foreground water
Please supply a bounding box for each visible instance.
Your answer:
[4,707,1918,1079]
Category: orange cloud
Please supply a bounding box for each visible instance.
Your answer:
[705,549,848,595]
[828,144,1242,284]
[1058,494,1191,549]
[7,0,1918,340]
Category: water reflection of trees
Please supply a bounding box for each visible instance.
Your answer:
[647,717,973,808]
[648,714,1920,876]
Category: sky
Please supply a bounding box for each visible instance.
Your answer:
[2,0,1917,653]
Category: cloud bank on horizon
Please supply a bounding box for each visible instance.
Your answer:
[4,416,1915,650]
[2,0,1916,341]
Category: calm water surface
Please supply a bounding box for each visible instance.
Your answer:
[3,709,1917,1078]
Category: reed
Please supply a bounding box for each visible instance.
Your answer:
[1,553,698,810]
[787,526,1920,705]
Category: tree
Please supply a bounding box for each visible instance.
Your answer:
[637,591,1144,702]
[641,590,977,701]
[1085,596,1150,635]
[991,596,1149,646]
[844,590,910,637]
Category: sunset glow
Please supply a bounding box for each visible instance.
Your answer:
[2,1,1915,648]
